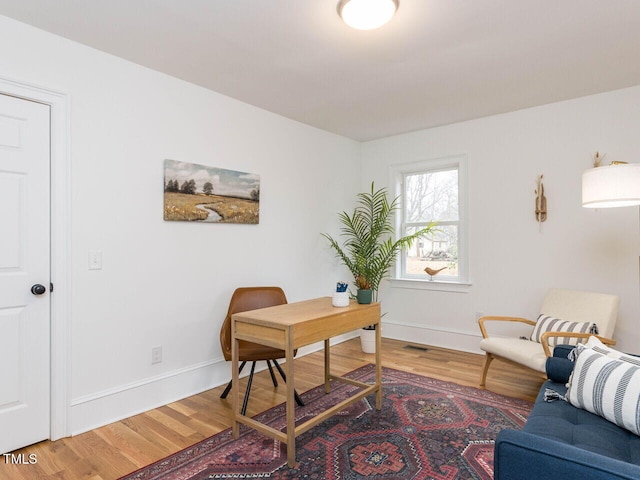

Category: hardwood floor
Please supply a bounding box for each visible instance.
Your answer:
[0,338,544,480]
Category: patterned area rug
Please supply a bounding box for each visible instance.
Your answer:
[120,365,532,480]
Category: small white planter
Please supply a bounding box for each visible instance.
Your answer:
[360,328,376,353]
[332,291,350,307]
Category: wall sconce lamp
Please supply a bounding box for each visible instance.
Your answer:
[582,162,640,209]
[338,0,399,30]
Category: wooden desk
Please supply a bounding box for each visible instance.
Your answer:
[231,297,381,467]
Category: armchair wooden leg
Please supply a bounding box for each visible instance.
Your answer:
[479,353,494,387]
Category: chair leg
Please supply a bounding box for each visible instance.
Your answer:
[272,359,305,407]
[266,360,278,387]
[241,362,257,416]
[220,361,247,399]
[479,353,494,387]
[222,359,304,413]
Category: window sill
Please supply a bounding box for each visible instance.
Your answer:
[388,278,471,293]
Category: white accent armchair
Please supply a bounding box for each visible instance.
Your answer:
[478,288,619,387]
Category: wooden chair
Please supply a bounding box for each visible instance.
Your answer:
[478,288,619,387]
[219,286,304,415]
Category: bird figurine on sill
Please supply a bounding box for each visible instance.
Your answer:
[424,266,446,280]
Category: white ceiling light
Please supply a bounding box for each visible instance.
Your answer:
[338,0,399,30]
[582,163,640,208]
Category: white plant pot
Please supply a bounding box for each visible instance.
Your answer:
[332,291,350,307]
[360,328,376,353]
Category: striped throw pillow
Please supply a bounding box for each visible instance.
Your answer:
[566,347,640,435]
[530,314,598,346]
[576,335,638,363]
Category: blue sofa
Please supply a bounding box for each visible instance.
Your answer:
[494,345,640,480]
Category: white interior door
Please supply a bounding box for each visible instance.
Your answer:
[0,93,51,453]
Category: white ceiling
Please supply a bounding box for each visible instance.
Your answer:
[1,0,639,141]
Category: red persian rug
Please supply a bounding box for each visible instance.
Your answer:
[120,365,532,480]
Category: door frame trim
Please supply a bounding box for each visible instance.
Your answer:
[0,76,71,440]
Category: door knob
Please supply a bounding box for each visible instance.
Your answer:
[31,284,46,295]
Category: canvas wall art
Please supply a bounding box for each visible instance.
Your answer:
[164,159,260,224]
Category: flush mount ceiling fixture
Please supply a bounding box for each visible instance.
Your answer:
[338,0,399,30]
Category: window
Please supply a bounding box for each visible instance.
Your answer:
[392,155,468,287]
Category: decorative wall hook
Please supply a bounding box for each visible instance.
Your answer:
[593,151,606,167]
[535,175,547,229]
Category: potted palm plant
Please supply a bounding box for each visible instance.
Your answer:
[322,183,435,352]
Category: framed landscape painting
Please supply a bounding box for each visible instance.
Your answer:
[163,159,260,224]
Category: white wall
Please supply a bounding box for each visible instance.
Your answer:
[4,12,640,439]
[363,86,640,355]
[0,15,360,435]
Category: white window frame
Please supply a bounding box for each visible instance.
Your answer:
[389,154,470,292]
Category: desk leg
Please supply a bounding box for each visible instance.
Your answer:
[285,332,296,467]
[375,323,382,410]
[324,339,330,393]
[232,329,240,438]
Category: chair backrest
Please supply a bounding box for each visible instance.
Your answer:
[539,288,620,339]
[219,286,288,360]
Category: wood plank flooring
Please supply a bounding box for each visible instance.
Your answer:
[0,338,544,480]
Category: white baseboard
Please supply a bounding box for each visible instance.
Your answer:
[382,320,484,355]
[67,327,479,435]
[69,359,226,435]
[68,332,358,435]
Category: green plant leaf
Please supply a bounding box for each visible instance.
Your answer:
[322,182,436,297]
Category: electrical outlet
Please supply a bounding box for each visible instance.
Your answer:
[151,346,162,364]
[88,250,102,270]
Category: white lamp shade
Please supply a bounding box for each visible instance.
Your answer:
[338,0,398,30]
[582,163,640,208]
